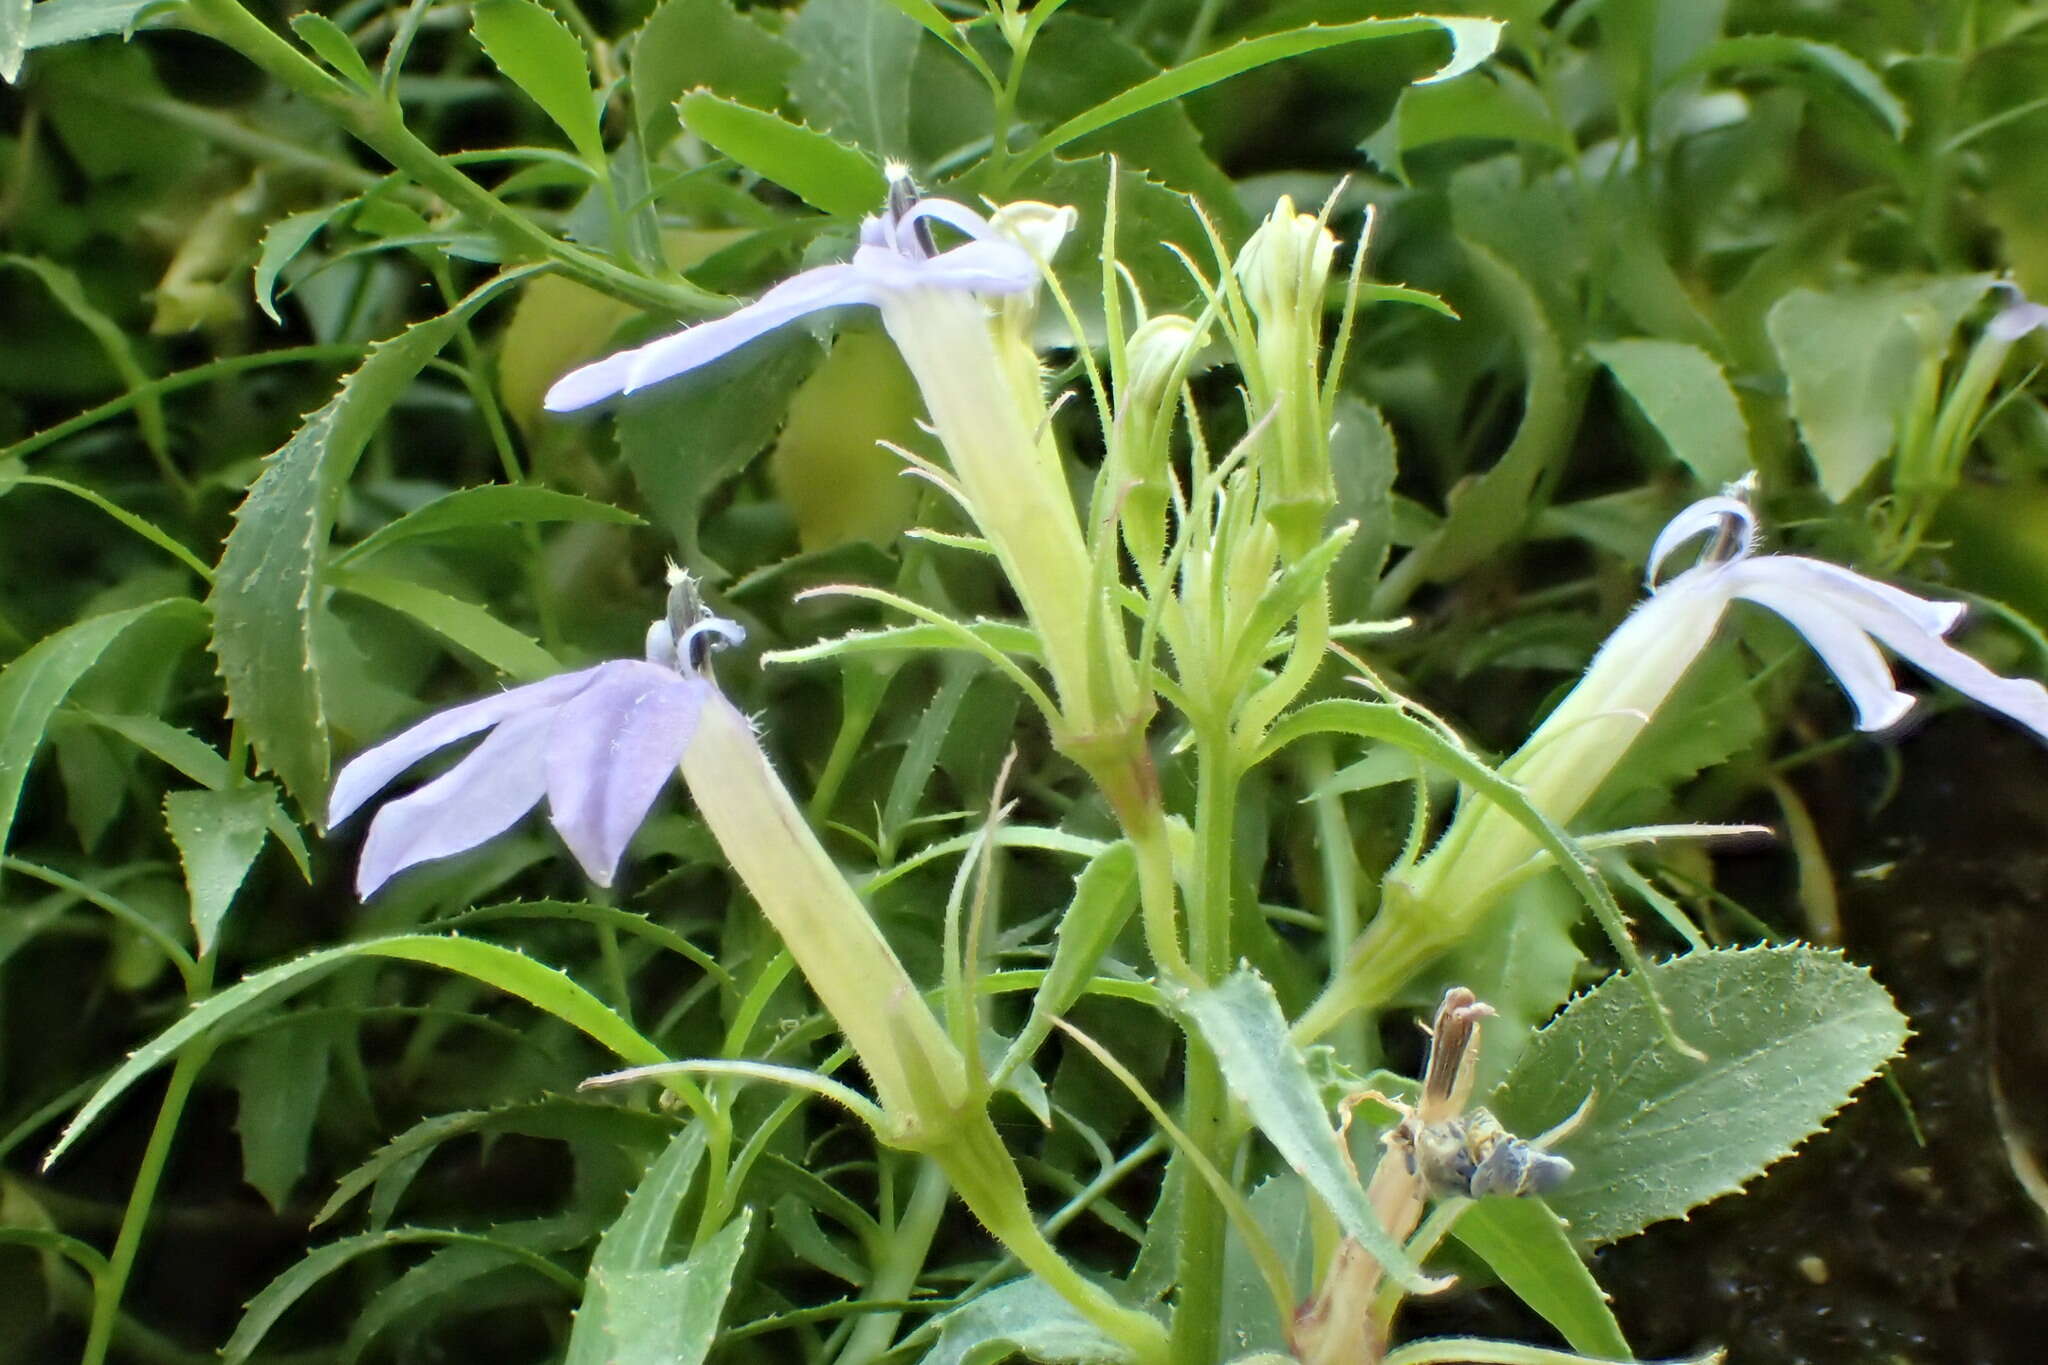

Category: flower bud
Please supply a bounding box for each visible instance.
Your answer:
[1234,198,1341,552]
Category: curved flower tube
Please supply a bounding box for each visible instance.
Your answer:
[543,179,1041,412]
[1301,486,2048,1040]
[328,589,743,897]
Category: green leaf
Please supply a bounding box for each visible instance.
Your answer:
[0,254,168,464]
[1329,396,1398,618]
[339,485,641,564]
[328,567,558,679]
[231,1016,334,1213]
[47,933,668,1168]
[1005,841,1137,1071]
[1183,971,1428,1291]
[314,1098,671,1228]
[0,599,204,866]
[628,0,794,145]
[581,1214,752,1365]
[77,711,312,878]
[925,1276,1128,1365]
[252,202,353,326]
[1588,337,1751,486]
[209,282,519,808]
[1686,34,1908,138]
[1396,243,1570,589]
[614,328,819,579]
[1010,15,1502,177]
[472,0,606,168]
[784,0,922,160]
[22,0,170,49]
[288,12,374,89]
[1362,67,1570,184]
[164,785,275,953]
[1451,1197,1630,1358]
[1492,945,1910,1246]
[676,91,884,220]
[569,1127,748,1365]
[224,1227,580,1364]
[1766,276,1992,501]
[1008,15,1238,214]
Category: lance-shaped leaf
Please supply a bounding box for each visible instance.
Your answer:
[1183,970,1428,1290]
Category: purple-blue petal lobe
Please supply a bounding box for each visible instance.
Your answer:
[328,669,600,829]
[354,706,555,897]
[543,264,875,413]
[544,661,706,887]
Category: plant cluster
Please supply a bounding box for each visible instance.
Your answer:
[3,2,2047,1364]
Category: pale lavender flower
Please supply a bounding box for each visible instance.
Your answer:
[328,586,743,897]
[1988,281,2048,342]
[543,173,1041,412]
[1643,490,2048,738]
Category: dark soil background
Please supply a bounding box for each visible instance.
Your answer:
[1408,712,2048,1364]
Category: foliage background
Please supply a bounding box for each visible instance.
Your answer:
[2,0,2046,1362]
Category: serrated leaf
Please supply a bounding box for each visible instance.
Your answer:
[1492,945,1910,1246]
[209,282,516,808]
[784,0,921,160]
[1766,276,1992,500]
[1183,971,1427,1291]
[0,598,204,867]
[328,567,558,680]
[289,12,373,89]
[568,1126,746,1365]
[338,485,641,563]
[315,1098,671,1228]
[224,1226,579,1364]
[1451,1197,1629,1358]
[628,0,794,145]
[47,932,667,1168]
[677,91,883,219]
[253,202,352,326]
[614,328,819,580]
[22,0,171,49]
[473,0,605,168]
[1011,15,1501,177]
[1588,336,1751,485]
[77,711,312,878]
[164,784,275,952]
[232,1016,333,1212]
[925,1276,1129,1365]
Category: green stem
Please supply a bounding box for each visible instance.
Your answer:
[937,1113,1169,1365]
[1302,741,1371,1066]
[80,1028,217,1365]
[836,1158,952,1365]
[179,0,722,318]
[1169,728,1240,1365]
[1293,911,1442,1046]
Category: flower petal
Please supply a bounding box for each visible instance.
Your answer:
[1832,590,2048,743]
[545,661,707,887]
[543,264,876,413]
[1744,556,1965,640]
[1989,283,2048,342]
[1646,494,1758,586]
[354,706,554,897]
[1732,579,1917,731]
[916,238,1043,295]
[328,669,600,829]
